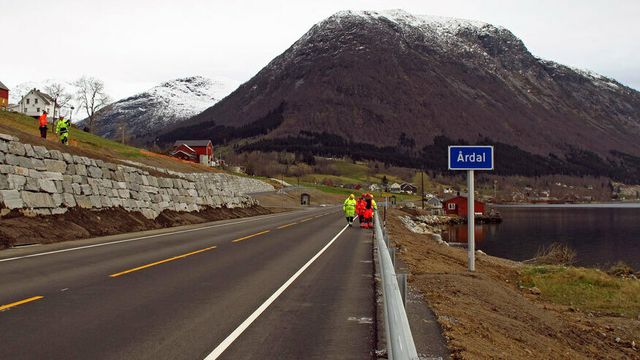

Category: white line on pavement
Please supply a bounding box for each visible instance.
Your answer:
[203,224,349,360]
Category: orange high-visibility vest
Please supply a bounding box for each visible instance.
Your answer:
[38,113,48,127]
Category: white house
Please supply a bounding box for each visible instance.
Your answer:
[15,89,58,117]
[369,184,380,192]
[425,196,443,209]
[389,183,402,193]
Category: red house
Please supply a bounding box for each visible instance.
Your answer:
[443,196,485,217]
[170,140,213,164]
[0,81,9,111]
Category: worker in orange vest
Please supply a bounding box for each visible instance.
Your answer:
[38,110,48,139]
[362,193,377,229]
[356,194,366,226]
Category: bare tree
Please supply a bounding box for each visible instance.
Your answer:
[73,76,111,132]
[44,82,72,119]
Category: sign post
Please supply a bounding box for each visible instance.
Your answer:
[448,145,494,271]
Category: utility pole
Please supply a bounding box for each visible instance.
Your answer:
[421,169,425,210]
[119,124,126,144]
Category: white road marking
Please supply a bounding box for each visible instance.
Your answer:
[0,211,318,263]
[203,224,349,360]
[347,316,374,324]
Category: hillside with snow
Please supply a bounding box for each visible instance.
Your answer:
[83,76,238,142]
[160,9,640,181]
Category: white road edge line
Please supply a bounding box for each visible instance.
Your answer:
[203,224,349,360]
[0,211,315,263]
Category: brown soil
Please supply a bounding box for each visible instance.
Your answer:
[386,209,640,359]
[0,206,271,248]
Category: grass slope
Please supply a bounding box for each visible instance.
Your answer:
[0,112,218,174]
[520,266,640,318]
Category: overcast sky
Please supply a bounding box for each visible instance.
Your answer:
[1,0,638,101]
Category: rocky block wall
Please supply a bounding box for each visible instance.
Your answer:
[0,133,274,219]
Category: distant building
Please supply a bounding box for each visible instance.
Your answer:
[400,182,417,194]
[443,196,485,217]
[0,81,8,110]
[170,140,213,165]
[425,196,443,209]
[15,88,58,117]
[369,184,380,192]
[389,183,402,193]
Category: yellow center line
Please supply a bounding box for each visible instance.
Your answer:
[110,246,217,278]
[298,217,314,223]
[232,230,271,243]
[0,296,44,312]
[277,223,297,229]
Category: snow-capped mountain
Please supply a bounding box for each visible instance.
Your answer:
[160,9,640,181]
[85,76,239,142]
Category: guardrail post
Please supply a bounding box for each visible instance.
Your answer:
[397,273,408,307]
[389,247,396,266]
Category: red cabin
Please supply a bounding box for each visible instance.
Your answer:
[443,196,485,217]
[0,80,9,111]
[170,140,213,164]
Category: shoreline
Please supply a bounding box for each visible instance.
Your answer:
[400,206,640,271]
[386,208,640,359]
[493,202,640,208]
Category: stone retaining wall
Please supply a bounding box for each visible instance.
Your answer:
[0,133,274,219]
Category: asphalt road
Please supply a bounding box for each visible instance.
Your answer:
[0,207,376,360]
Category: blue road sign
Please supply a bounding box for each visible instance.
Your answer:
[448,146,494,170]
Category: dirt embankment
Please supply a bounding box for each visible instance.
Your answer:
[0,206,271,248]
[386,209,640,360]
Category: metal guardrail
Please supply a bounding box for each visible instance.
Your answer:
[374,210,419,360]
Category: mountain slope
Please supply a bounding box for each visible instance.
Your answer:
[86,76,238,142]
[160,10,640,180]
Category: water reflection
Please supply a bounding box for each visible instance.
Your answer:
[443,205,640,269]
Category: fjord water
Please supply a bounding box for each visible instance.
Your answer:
[445,204,640,270]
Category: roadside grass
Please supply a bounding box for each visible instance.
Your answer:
[0,111,146,159]
[70,128,144,159]
[519,265,640,318]
[529,243,577,266]
[0,111,217,173]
